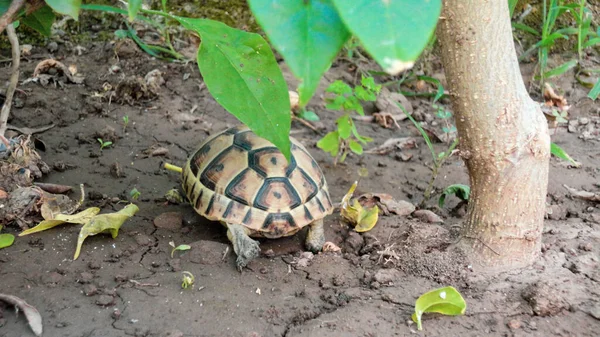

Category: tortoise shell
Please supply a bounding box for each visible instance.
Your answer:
[182,126,333,238]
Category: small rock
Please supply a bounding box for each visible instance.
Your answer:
[115,274,128,282]
[163,330,184,337]
[78,272,94,284]
[522,281,569,316]
[112,308,122,320]
[579,117,589,125]
[373,268,402,284]
[413,209,444,223]
[186,240,229,265]
[153,212,183,231]
[507,319,522,329]
[259,267,269,274]
[589,304,600,320]
[96,295,115,307]
[300,251,314,260]
[579,242,593,252]
[47,41,58,53]
[45,271,63,284]
[83,284,98,296]
[377,161,387,167]
[344,231,364,254]
[88,261,101,270]
[55,322,69,328]
[296,258,310,268]
[263,249,275,258]
[134,234,154,246]
[394,153,413,162]
[546,204,567,220]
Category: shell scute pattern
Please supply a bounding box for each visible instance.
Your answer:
[183,126,333,238]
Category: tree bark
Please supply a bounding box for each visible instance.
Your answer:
[437,1,550,272]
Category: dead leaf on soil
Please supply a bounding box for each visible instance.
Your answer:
[144,69,165,93]
[365,137,417,155]
[376,87,413,115]
[33,182,72,194]
[543,83,569,110]
[564,185,600,202]
[0,293,43,336]
[74,203,139,260]
[32,59,84,84]
[340,181,380,233]
[322,241,341,253]
[358,193,416,216]
[142,145,169,158]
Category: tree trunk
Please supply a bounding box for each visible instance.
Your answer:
[437,1,550,272]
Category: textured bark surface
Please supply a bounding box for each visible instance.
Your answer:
[437,1,551,272]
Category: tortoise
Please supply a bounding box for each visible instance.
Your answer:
[181,125,334,269]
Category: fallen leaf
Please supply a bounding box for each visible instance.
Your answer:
[413,209,444,223]
[0,293,43,336]
[412,286,467,331]
[322,241,341,253]
[32,59,84,84]
[144,69,164,93]
[366,137,417,155]
[0,234,15,248]
[33,182,72,194]
[0,188,7,199]
[340,182,380,233]
[354,204,379,232]
[564,185,600,202]
[373,112,401,129]
[543,83,569,110]
[143,145,169,158]
[20,207,101,236]
[74,204,139,260]
[358,193,416,216]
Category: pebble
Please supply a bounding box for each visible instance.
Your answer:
[88,261,101,270]
[47,41,58,53]
[413,209,444,223]
[373,268,402,284]
[45,272,63,284]
[579,242,593,251]
[134,234,154,246]
[83,284,98,296]
[112,308,122,320]
[344,231,364,254]
[78,272,94,284]
[507,319,522,329]
[96,295,115,307]
[153,212,183,231]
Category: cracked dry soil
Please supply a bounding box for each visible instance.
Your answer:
[1,37,600,337]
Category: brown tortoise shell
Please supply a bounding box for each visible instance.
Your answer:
[182,126,334,239]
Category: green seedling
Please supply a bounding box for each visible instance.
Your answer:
[0,233,15,249]
[129,188,141,200]
[438,184,470,208]
[412,286,467,331]
[181,271,195,289]
[169,241,191,258]
[400,102,458,207]
[122,115,130,132]
[97,138,113,152]
[317,76,380,164]
[551,142,581,167]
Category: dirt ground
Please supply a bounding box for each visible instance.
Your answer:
[1,16,600,337]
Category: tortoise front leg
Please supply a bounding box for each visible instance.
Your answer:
[305,218,326,253]
[226,223,260,270]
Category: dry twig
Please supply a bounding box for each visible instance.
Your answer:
[0,23,20,138]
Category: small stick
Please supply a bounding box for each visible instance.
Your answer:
[292,116,320,133]
[163,162,183,173]
[0,23,20,138]
[0,0,24,35]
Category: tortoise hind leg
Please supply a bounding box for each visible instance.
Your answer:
[226,223,260,270]
[305,219,326,253]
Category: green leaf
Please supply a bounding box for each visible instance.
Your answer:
[21,5,55,37]
[174,17,292,160]
[46,0,81,20]
[317,131,340,156]
[348,140,363,155]
[550,142,580,167]
[360,76,381,93]
[297,109,320,121]
[438,184,470,208]
[412,286,467,331]
[417,76,445,102]
[332,0,442,75]
[326,80,353,95]
[0,234,15,249]
[354,85,376,102]
[542,59,578,79]
[170,243,191,258]
[337,115,352,139]
[583,37,600,49]
[128,0,142,22]
[512,22,540,36]
[248,0,350,107]
[588,78,600,100]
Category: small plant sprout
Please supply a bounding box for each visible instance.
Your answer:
[412,286,467,331]
[317,76,381,164]
[122,115,130,132]
[181,271,195,289]
[169,241,191,258]
[129,188,141,200]
[97,138,113,152]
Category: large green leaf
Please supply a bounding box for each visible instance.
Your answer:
[412,286,467,331]
[21,5,55,37]
[46,0,81,20]
[174,17,292,159]
[332,0,442,75]
[248,0,351,107]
